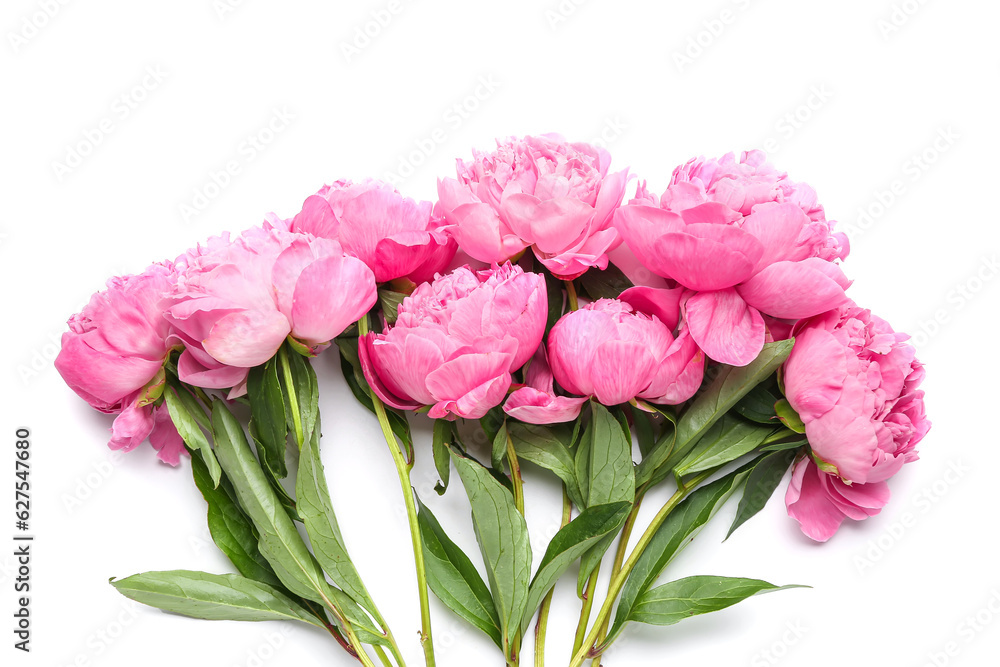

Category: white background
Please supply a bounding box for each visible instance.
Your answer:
[2,1,998,666]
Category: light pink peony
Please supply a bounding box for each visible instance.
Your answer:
[614,151,851,366]
[782,303,930,541]
[545,290,704,407]
[436,134,629,279]
[359,263,546,419]
[165,219,376,392]
[55,264,185,464]
[785,457,890,542]
[290,178,456,285]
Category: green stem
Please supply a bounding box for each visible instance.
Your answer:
[534,489,572,667]
[373,645,393,667]
[506,432,525,516]
[318,591,378,667]
[572,566,600,656]
[564,280,579,312]
[567,471,713,667]
[358,316,436,667]
[593,492,645,662]
[278,345,305,448]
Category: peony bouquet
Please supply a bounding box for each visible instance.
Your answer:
[56,135,930,666]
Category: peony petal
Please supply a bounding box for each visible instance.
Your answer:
[685,289,765,366]
[176,348,249,390]
[150,406,187,466]
[591,168,629,227]
[291,193,340,238]
[785,458,847,542]
[740,202,813,271]
[783,328,848,422]
[738,258,851,320]
[590,339,656,405]
[651,224,763,291]
[444,202,522,263]
[641,326,705,405]
[619,286,684,331]
[55,334,165,409]
[291,255,377,346]
[108,400,155,453]
[548,309,619,397]
[503,387,587,424]
[613,205,684,279]
[425,338,516,404]
[203,309,291,368]
[358,333,425,410]
[501,194,596,254]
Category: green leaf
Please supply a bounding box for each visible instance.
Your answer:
[673,415,779,477]
[627,575,806,626]
[279,345,319,445]
[111,570,324,626]
[774,398,806,434]
[760,438,808,452]
[248,359,289,478]
[164,386,221,487]
[297,418,381,623]
[575,402,635,593]
[211,401,338,606]
[507,422,582,507]
[609,463,754,642]
[378,288,408,325]
[452,451,532,660]
[733,383,780,424]
[417,497,502,648]
[578,263,634,301]
[191,453,282,589]
[433,420,452,495]
[211,401,386,645]
[630,404,658,459]
[521,502,631,634]
[491,419,508,470]
[726,449,798,539]
[636,340,793,487]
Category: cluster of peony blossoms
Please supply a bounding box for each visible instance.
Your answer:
[55,135,929,667]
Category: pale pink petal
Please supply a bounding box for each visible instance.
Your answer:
[641,327,705,405]
[591,168,629,227]
[291,255,377,346]
[203,309,291,368]
[176,348,249,390]
[291,193,340,238]
[501,194,595,254]
[431,373,513,420]
[685,289,765,366]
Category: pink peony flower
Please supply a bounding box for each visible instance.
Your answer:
[783,303,930,484]
[785,457,890,542]
[545,290,704,407]
[436,134,629,279]
[55,264,185,464]
[290,178,456,285]
[614,151,851,366]
[359,263,547,419]
[782,303,930,541]
[165,219,376,392]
